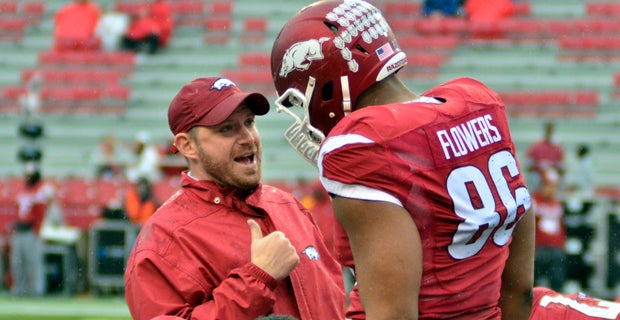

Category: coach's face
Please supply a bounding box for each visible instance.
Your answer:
[190,105,262,190]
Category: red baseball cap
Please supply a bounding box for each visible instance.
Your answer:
[168,77,270,136]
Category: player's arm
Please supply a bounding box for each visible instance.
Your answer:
[332,196,422,320]
[499,206,535,320]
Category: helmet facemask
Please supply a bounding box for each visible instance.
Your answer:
[275,77,325,166]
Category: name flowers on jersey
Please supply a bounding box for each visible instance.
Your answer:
[436,113,502,160]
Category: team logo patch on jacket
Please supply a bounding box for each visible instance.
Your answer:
[302,245,320,260]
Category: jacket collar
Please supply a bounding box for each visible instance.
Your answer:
[180,171,265,216]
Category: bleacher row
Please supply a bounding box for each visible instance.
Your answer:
[0,1,44,42]
[221,0,611,120]
[0,0,274,116]
[2,0,619,119]
[0,175,181,233]
[212,0,619,120]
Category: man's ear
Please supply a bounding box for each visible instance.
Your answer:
[174,133,197,160]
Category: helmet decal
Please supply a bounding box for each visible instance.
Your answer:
[279,37,330,78]
[325,0,389,74]
[376,42,394,61]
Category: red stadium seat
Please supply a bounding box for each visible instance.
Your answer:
[222,69,273,95]
[104,84,130,101]
[22,1,45,25]
[62,204,101,231]
[170,0,206,26]
[241,16,267,43]
[40,86,103,114]
[0,0,17,14]
[114,1,144,15]
[513,1,531,16]
[382,1,421,17]
[204,16,232,44]
[22,69,123,86]
[1,85,26,100]
[238,52,270,68]
[0,16,28,43]
[397,35,460,53]
[152,176,181,205]
[209,1,232,16]
[586,2,620,17]
[0,85,26,113]
[54,177,103,231]
[501,90,598,118]
[558,35,620,62]
[56,178,97,206]
[222,69,272,84]
[415,17,468,36]
[54,36,101,52]
[91,179,127,206]
[388,17,417,36]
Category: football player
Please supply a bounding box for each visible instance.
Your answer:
[270,0,535,319]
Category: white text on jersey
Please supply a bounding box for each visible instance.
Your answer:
[436,114,502,160]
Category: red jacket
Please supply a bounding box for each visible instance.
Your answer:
[15,181,54,233]
[125,172,345,320]
[150,1,173,46]
[54,2,100,39]
[533,193,566,249]
[126,15,161,40]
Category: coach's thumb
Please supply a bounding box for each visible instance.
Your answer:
[247,219,263,241]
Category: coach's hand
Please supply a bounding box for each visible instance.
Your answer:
[247,219,299,280]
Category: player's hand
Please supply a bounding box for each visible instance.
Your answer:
[247,219,299,280]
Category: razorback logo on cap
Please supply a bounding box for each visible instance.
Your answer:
[211,78,236,91]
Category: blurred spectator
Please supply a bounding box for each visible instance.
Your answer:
[563,143,596,218]
[124,177,157,226]
[464,0,515,22]
[157,137,186,177]
[149,0,173,49]
[569,144,596,203]
[19,71,42,119]
[526,122,565,192]
[53,0,101,51]
[121,5,162,55]
[94,5,130,52]
[89,133,132,180]
[422,0,464,17]
[125,131,162,184]
[533,168,567,292]
[10,163,56,296]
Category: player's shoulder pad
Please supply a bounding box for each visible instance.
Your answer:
[422,77,503,107]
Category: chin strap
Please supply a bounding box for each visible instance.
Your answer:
[340,76,352,116]
[306,76,316,107]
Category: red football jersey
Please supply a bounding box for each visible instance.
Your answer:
[319,77,531,319]
[531,287,620,319]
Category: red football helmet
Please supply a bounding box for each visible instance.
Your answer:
[271,0,407,165]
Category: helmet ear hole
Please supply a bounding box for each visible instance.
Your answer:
[321,81,334,102]
[355,44,368,54]
[324,21,339,35]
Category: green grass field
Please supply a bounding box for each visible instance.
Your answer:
[0,292,131,320]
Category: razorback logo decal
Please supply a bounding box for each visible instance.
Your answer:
[279,37,330,78]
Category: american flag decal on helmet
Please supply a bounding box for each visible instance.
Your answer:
[376,42,393,61]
